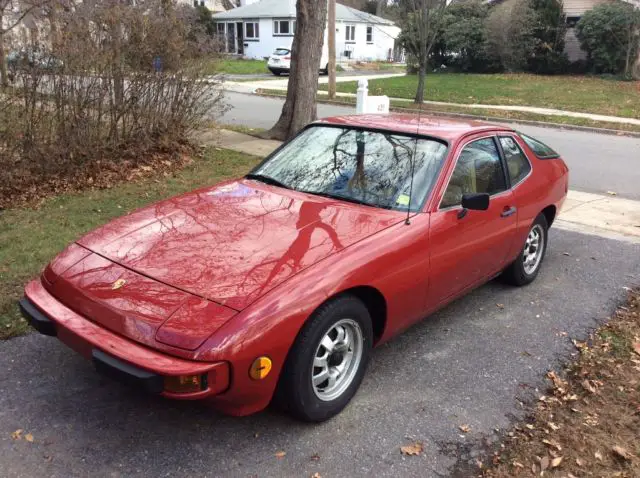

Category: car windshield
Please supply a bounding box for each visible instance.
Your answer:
[248,126,448,212]
[274,48,290,56]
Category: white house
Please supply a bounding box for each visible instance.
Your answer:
[212,0,401,62]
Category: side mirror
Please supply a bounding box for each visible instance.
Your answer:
[461,193,490,211]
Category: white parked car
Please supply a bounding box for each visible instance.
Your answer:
[267,47,329,76]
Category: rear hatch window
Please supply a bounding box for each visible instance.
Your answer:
[519,133,560,159]
[274,48,291,56]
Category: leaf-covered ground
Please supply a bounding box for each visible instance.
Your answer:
[0,147,260,339]
[483,289,640,477]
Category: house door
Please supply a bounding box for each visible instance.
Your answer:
[236,22,244,55]
[226,22,236,54]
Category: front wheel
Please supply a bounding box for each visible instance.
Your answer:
[277,295,373,422]
[502,213,548,286]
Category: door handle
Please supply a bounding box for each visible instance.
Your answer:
[501,206,517,218]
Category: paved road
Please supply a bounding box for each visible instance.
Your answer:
[1,230,638,477]
[219,92,640,201]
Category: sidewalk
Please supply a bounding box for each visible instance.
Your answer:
[204,129,640,243]
[223,75,640,128]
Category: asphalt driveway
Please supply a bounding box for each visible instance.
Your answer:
[1,228,638,477]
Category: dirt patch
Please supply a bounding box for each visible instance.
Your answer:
[482,289,640,477]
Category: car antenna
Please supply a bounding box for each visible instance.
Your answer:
[405,104,422,226]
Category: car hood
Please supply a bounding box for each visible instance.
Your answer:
[77,179,403,311]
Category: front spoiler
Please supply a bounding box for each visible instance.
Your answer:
[22,279,229,400]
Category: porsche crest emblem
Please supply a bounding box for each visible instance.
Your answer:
[112,279,127,290]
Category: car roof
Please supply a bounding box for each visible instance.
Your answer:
[315,114,514,143]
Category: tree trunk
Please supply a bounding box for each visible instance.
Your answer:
[376,0,384,17]
[0,9,7,88]
[266,0,328,141]
[415,62,426,103]
[328,0,336,99]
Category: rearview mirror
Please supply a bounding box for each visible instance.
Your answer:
[461,193,490,211]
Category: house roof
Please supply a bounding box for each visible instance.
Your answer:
[212,0,395,25]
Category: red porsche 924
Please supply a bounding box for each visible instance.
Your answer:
[21,115,568,422]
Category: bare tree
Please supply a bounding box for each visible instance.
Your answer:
[266,0,328,141]
[397,0,446,103]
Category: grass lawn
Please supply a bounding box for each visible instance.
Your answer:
[0,148,260,340]
[203,58,268,76]
[318,73,640,119]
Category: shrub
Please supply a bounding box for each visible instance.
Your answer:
[485,0,539,72]
[0,0,225,206]
[575,3,640,77]
[527,0,568,74]
[436,1,497,72]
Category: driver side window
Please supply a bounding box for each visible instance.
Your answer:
[440,137,507,209]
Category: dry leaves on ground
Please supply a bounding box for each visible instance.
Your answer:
[400,442,424,456]
[483,289,640,477]
[275,451,286,459]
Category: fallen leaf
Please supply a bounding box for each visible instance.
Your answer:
[310,454,320,461]
[525,424,535,430]
[512,461,524,468]
[540,455,550,471]
[400,442,423,456]
[563,252,571,256]
[595,451,603,461]
[25,433,34,443]
[607,191,617,196]
[311,473,322,478]
[576,457,585,466]
[612,445,633,461]
[275,451,286,458]
[542,438,562,451]
[582,380,597,394]
[11,429,23,440]
[459,424,471,433]
[548,422,560,431]
[496,303,504,309]
[551,456,563,468]
[633,342,640,356]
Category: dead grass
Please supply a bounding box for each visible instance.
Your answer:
[484,289,640,477]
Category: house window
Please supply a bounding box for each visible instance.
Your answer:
[193,0,197,6]
[345,25,355,43]
[245,21,259,39]
[366,25,373,43]
[216,23,225,35]
[273,19,293,36]
[200,0,205,6]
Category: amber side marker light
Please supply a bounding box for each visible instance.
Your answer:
[164,374,207,394]
[249,356,272,380]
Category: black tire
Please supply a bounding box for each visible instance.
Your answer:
[271,70,281,76]
[321,64,329,75]
[502,213,549,286]
[276,295,373,422]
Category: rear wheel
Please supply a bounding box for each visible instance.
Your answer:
[502,213,548,286]
[321,64,329,75]
[277,295,373,422]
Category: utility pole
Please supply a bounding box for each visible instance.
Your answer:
[328,0,336,99]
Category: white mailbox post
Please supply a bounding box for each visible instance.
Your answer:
[356,78,390,115]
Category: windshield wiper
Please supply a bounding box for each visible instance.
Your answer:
[299,190,392,210]
[245,173,290,189]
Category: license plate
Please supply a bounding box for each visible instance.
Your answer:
[272,59,280,64]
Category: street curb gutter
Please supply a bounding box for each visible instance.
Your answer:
[253,90,640,139]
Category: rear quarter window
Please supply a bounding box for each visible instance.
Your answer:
[519,134,559,159]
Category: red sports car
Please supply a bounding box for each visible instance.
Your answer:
[21,115,568,422]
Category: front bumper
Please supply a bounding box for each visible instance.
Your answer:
[22,279,229,400]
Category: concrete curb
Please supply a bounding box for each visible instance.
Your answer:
[254,89,640,139]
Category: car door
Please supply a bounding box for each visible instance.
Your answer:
[427,135,518,307]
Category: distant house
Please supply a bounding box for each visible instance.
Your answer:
[212,0,401,62]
